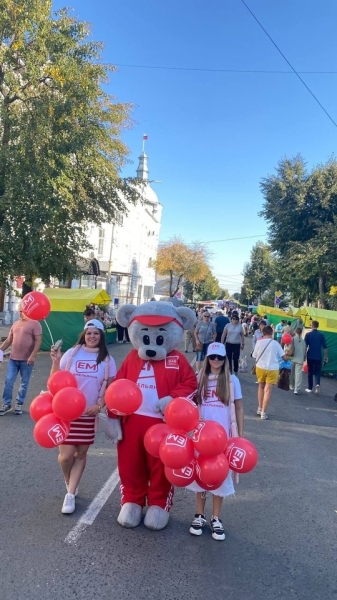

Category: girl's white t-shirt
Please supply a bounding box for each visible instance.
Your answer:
[199,373,242,435]
[252,338,284,370]
[60,347,116,408]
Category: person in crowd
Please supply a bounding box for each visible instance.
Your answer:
[263,314,269,325]
[214,310,230,343]
[0,304,42,416]
[251,320,266,353]
[275,319,286,343]
[291,316,304,333]
[83,307,96,323]
[252,325,288,420]
[304,320,328,395]
[50,319,116,514]
[194,312,216,374]
[188,343,244,541]
[185,324,196,353]
[221,314,245,374]
[290,327,307,394]
[282,321,293,335]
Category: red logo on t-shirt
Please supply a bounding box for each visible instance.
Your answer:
[165,355,179,369]
[76,360,98,373]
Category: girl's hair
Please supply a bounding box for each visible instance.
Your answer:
[76,329,109,364]
[196,356,231,406]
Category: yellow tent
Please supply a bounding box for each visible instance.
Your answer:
[41,288,112,351]
[44,288,111,312]
[257,305,286,317]
[293,306,337,331]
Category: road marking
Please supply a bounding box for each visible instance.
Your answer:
[64,468,120,545]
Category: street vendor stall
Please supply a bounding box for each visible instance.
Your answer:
[40,289,114,351]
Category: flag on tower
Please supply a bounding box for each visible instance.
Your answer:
[143,134,148,140]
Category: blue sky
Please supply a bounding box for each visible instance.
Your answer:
[53,0,337,294]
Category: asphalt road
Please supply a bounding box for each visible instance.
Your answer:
[0,339,337,600]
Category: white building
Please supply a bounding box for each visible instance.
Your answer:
[73,149,163,306]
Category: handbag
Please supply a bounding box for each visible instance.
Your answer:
[196,341,203,351]
[251,340,272,375]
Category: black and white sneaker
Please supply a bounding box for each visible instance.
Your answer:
[14,403,23,415]
[210,516,225,541]
[189,514,206,536]
[0,404,12,416]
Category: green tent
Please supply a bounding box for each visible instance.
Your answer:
[41,289,112,351]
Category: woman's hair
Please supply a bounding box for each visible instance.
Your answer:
[262,325,273,336]
[76,329,109,364]
[196,356,231,406]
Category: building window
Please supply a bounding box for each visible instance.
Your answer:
[115,212,123,226]
[98,228,105,255]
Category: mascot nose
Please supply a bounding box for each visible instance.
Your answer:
[146,349,157,358]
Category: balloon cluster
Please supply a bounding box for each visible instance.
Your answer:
[30,371,86,448]
[281,333,292,345]
[144,397,258,490]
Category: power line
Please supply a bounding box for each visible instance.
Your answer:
[111,63,337,75]
[241,0,337,129]
[202,234,267,243]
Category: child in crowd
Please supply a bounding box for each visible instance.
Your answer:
[188,342,244,541]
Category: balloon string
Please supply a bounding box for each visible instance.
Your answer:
[44,319,54,346]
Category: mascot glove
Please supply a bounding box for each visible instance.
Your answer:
[105,418,123,443]
[154,396,173,414]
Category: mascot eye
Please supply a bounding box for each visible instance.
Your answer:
[143,335,150,345]
[156,335,164,346]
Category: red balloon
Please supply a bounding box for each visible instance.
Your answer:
[225,437,258,473]
[52,387,86,421]
[33,414,70,448]
[105,379,142,416]
[164,459,196,487]
[281,333,292,345]
[30,392,54,422]
[159,432,194,469]
[192,420,228,456]
[21,291,51,320]
[47,371,78,396]
[302,362,308,373]
[144,423,170,458]
[195,472,225,492]
[196,453,230,486]
[164,397,199,432]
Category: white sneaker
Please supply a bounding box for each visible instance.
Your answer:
[294,391,299,395]
[305,389,312,393]
[61,493,76,514]
[315,385,320,395]
[289,385,294,391]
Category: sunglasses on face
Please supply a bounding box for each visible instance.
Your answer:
[208,354,225,361]
[204,315,210,318]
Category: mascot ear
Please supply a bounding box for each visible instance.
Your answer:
[176,307,197,330]
[116,304,137,327]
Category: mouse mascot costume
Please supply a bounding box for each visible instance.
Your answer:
[106,301,197,531]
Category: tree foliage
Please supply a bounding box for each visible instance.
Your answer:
[153,236,210,297]
[184,269,222,301]
[0,0,138,286]
[260,155,337,307]
[241,242,276,304]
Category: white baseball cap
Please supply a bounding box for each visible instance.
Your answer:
[84,319,105,332]
[206,342,226,357]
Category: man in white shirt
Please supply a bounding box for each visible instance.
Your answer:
[252,325,288,420]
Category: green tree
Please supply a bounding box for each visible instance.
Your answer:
[260,156,337,307]
[0,0,138,288]
[241,242,275,302]
[184,269,221,301]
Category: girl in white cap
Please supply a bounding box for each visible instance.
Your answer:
[50,319,117,515]
[188,342,244,541]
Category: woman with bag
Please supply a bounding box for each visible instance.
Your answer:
[221,315,245,374]
[252,325,288,420]
[50,319,116,514]
[194,312,216,374]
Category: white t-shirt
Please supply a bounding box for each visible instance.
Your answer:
[252,338,284,370]
[60,347,116,409]
[135,362,159,418]
[199,374,242,436]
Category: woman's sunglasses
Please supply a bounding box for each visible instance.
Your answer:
[208,354,225,361]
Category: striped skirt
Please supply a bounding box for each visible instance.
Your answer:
[63,415,96,446]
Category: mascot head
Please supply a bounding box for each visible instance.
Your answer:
[116,301,196,361]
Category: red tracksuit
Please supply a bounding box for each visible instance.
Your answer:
[108,350,197,510]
